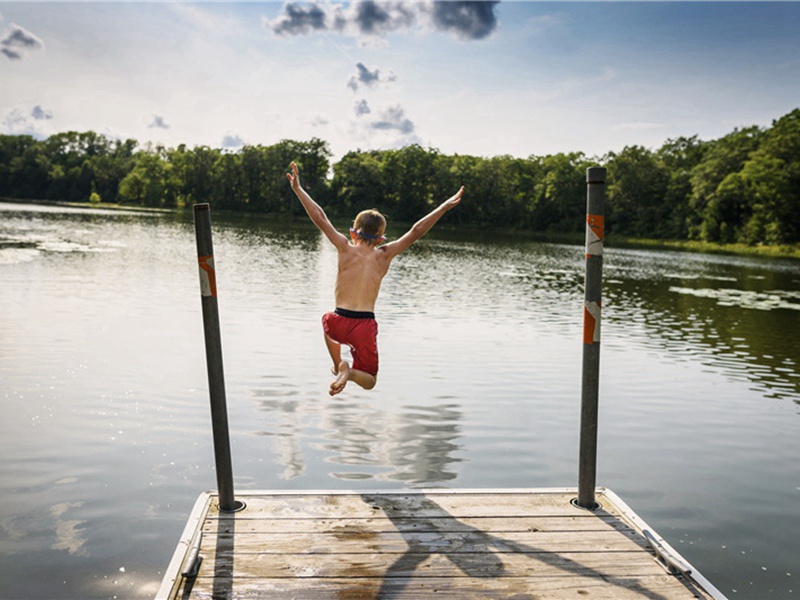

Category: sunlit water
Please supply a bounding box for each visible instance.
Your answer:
[0,201,798,599]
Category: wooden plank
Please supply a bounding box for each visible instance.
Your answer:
[177,574,707,600]
[207,492,608,520]
[190,550,668,580]
[198,529,646,554]
[202,515,633,535]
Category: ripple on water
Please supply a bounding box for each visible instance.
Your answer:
[669,286,800,311]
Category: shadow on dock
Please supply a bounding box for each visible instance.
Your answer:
[362,493,673,600]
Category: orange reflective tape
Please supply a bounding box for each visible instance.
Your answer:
[198,254,217,298]
[583,300,601,344]
[585,214,604,257]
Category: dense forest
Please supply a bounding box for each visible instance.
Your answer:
[1,108,798,245]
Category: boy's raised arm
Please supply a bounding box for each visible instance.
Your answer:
[383,186,464,258]
[287,162,348,249]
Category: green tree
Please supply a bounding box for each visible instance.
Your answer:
[173,145,222,206]
[209,152,242,210]
[118,146,175,207]
[331,150,386,215]
[656,135,709,238]
[9,143,51,199]
[530,153,591,233]
[736,109,800,244]
[605,146,670,237]
[689,126,763,241]
[0,135,42,197]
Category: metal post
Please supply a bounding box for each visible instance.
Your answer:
[577,167,607,510]
[193,203,240,512]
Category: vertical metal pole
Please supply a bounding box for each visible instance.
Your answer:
[577,167,606,510]
[193,203,238,512]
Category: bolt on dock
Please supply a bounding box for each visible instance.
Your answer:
[157,488,725,599]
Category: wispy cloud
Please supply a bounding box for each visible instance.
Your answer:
[264,1,499,42]
[369,104,415,135]
[351,100,420,149]
[148,115,170,129]
[31,105,53,120]
[354,99,371,116]
[221,133,243,148]
[2,105,52,138]
[347,62,396,91]
[1,23,44,60]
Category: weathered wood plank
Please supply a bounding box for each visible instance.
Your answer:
[207,492,607,520]
[191,550,668,580]
[203,515,632,535]
[199,529,646,554]
[177,574,706,600]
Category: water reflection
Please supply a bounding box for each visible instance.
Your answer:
[50,502,89,556]
[0,202,160,265]
[253,389,464,487]
[0,500,88,558]
[251,378,305,480]
[605,248,800,402]
[323,402,463,486]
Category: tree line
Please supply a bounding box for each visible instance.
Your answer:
[1,108,798,245]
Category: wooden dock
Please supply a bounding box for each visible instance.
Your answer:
[157,488,725,599]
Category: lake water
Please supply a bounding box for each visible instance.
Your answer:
[0,200,798,599]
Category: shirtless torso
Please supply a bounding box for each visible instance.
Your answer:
[334,242,391,312]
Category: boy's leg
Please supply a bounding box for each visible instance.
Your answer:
[330,362,376,396]
[324,333,342,374]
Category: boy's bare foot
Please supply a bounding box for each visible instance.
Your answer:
[330,361,350,396]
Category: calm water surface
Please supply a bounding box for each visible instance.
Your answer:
[0,201,798,599]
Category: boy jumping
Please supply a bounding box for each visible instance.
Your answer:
[287,161,464,396]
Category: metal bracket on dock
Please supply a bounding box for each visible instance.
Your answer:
[180,531,203,579]
[644,529,693,576]
[570,497,601,511]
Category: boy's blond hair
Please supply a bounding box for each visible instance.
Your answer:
[352,209,386,242]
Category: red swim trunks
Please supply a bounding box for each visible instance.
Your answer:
[322,308,379,376]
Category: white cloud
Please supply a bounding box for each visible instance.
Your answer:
[221,133,244,148]
[370,104,414,134]
[354,99,371,116]
[31,105,54,120]
[347,61,396,91]
[1,106,52,138]
[148,115,170,130]
[1,23,44,60]
[349,102,421,150]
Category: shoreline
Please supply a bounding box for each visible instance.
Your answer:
[608,235,800,260]
[3,198,798,260]
[0,197,175,214]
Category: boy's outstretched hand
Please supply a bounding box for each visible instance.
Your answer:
[443,186,464,210]
[286,162,301,191]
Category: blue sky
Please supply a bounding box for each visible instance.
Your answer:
[1,1,799,161]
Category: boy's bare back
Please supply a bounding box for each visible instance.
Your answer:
[334,242,391,312]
